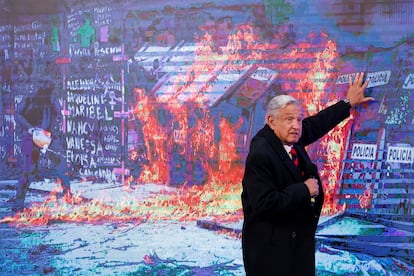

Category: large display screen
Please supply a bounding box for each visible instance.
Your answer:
[0,0,412,274]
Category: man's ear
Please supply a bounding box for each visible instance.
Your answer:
[266,115,273,124]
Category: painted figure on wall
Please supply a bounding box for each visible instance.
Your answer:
[74,17,96,48]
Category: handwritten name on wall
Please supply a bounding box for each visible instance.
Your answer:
[65,76,122,182]
[13,20,47,58]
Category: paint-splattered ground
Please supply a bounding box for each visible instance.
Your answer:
[0,180,244,275]
[0,180,413,275]
[1,220,244,275]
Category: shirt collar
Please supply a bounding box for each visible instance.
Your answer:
[283,144,293,155]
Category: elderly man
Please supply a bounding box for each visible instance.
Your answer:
[241,72,373,275]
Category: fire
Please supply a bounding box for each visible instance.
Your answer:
[2,25,357,228]
[132,87,169,184]
[190,111,216,160]
[1,180,242,227]
[215,117,244,184]
[278,33,350,215]
[129,25,351,218]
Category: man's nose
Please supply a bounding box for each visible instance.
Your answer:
[292,120,301,129]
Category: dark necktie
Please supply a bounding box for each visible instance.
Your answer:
[290,147,299,168]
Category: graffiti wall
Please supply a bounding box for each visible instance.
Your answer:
[0,0,413,274]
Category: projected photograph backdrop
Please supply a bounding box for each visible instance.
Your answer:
[0,0,413,274]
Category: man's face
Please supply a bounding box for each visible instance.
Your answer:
[267,103,303,145]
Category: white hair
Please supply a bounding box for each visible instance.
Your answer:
[265,95,300,123]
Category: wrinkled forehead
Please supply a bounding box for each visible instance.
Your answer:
[277,103,303,117]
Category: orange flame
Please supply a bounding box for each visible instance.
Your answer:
[1,26,356,228]
[133,87,169,184]
[1,179,242,227]
[280,33,349,215]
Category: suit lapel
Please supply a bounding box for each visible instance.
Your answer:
[295,145,313,171]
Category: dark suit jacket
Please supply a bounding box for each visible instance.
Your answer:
[241,100,351,275]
